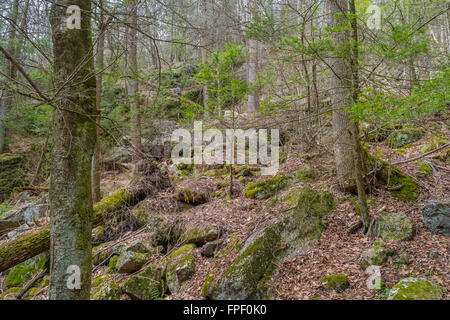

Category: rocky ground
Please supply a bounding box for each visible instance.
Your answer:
[0,115,448,300]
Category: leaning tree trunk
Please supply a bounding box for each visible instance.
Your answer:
[49,0,97,300]
[0,161,169,273]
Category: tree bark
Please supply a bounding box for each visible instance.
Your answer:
[92,1,105,204]
[327,0,357,192]
[128,0,143,156]
[247,0,259,113]
[0,0,20,153]
[49,0,97,299]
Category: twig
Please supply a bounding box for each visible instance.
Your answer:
[393,143,449,165]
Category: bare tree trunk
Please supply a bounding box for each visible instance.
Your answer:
[49,0,97,299]
[128,0,143,156]
[247,0,259,113]
[327,0,357,192]
[0,0,19,153]
[92,0,105,204]
[200,0,209,111]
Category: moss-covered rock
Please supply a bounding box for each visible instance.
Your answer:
[207,188,336,300]
[91,281,122,300]
[0,287,21,300]
[165,244,196,294]
[122,264,164,300]
[365,151,420,201]
[372,212,415,241]
[209,221,283,300]
[177,187,208,205]
[366,124,403,142]
[360,242,395,270]
[181,225,219,246]
[418,162,432,178]
[0,154,25,202]
[295,164,317,182]
[321,274,350,292]
[116,251,150,274]
[245,175,289,200]
[92,226,105,244]
[387,129,425,148]
[387,278,442,300]
[421,134,448,153]
[5,252,49,287]
[107,255,119,274]
[92,242,114,266]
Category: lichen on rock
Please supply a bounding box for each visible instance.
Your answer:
[387,278,442,300]
[372,212,415,241]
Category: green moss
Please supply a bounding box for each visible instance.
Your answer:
[360,241,395,270]
[107,255,119,273]
[295,164,317,182]
[93,189,131,222]
[0,287,21,300]
[0,154,25,202]
[92,242,114,265]
[0,204,13,218]
[321,275,350,292]
[365,150,420,201]
[122,265,162,300]
[166,245,196,293]
[245,175,289,200]
[210,222,283,300]
[373,212,415,241]
[93,275,111,287]
[421,134,448,153]
[418,162,432,177]
[5,253,49,287]
[202,273,216,298]
[91,281,122,300]
[177,187,207,205]
[386,129,425,148]
[387,278,442,300]
[168,244,196,259]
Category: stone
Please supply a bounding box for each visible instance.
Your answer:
[201,240,221,257]
[122,265,163,300]
[245,176,290,200]
[165,244,196,294]
[360,242,395,270]
[373,212,415,241]
[387,278,442,300]
[422,198,449,237]
[116,251,150,274]
[321,275,350,293]
[91,281,122,300]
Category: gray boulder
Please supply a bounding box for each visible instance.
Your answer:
[422,198,449,237]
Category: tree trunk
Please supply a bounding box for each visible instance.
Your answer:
[128,0,143,156]
[0,0,20,153]
[0,161,169,273]
[327,0,356,192]
[92,1,105,204]
[49,0,97,299]
[247,0,259,113]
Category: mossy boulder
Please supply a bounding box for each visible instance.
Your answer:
[181,225,219,246]
[366,124,403,142]
[0,154,25,202]
[421,134,448,153]
[92,226,105,244]
[422,198,450,237]
[5,252,49,287]
[92,242,114,265]
[116,251,150,273]
[0,287,21,300]
[372,212,415,241]
[122,264,164,300]
[177,187,208,205]
[387,278,442,300]
[365,151,420,201]
[360,242,395,270]
[91,281,122,300]
[165,244,196,294]
[207,188,335,300]
[386,129,425,148]
[245,175,289,200]
[321,275,350,293]
[295,164,317,182]
[209,221,283,300]
[418,162,432,178]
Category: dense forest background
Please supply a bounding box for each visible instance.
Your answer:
[0,0,448,300]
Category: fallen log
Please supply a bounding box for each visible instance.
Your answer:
[0,160,170,272]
